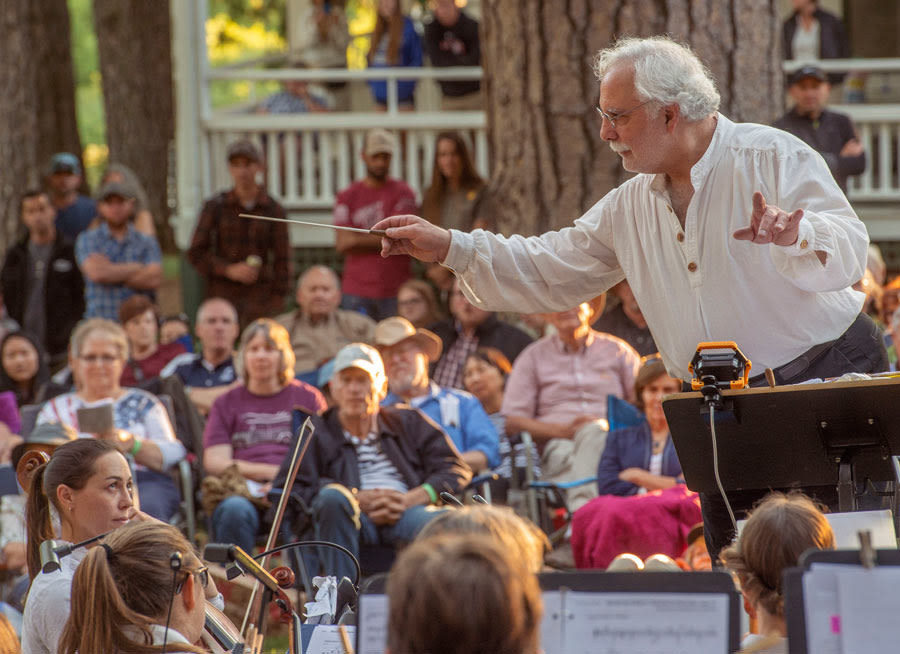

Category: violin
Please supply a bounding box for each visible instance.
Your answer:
[202,602,245,654]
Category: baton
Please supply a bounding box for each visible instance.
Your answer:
[239,213,387,236]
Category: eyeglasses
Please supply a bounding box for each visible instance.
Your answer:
[595,99,653,129]
[175,565,209,595]
[78,354,120,364]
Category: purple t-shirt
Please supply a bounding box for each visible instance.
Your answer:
[204,380,326,465]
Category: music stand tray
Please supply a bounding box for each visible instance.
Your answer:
[663,378,900,511]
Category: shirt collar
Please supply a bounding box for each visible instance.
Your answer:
[649,112,727,195]
[551,330,595,353]
[225,187,269,208]
[98,221,136,241]
[200,354,233,372]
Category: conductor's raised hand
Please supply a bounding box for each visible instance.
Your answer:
[372,215,452,263]
[733,191,804,247]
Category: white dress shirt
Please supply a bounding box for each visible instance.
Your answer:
[444,114,867,380]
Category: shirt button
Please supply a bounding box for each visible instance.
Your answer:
[687,262,697,272]
[799,239,808,249]
[676,233,685,242]
[667,205,673,213]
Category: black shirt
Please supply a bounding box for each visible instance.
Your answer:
[424,12,481,97]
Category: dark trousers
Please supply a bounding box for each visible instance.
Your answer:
[700,313,889,563]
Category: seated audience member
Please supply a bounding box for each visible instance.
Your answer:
[387,534,542,654]
[159,312,193,351]
[203,319,326,552]
[274,343,470,582]
[22,439,135,654]
[377,317,498,472]
[422,132,486,231]
[163,298,240,415]
[257,60,333,114]
[462,348,541,486]
[275,266,375,379]
[431,278,533,390]
[0,332,50,407]
[592,280,657,357]
[59,522,213,654]
[571,356,700,569]
[676,523,712,571]
[503,302,640,510]
[45,153,95,243]
[418,504,549,573]
[117,296,186,387]
[75,182,162,320]
[36,319,185,521]
[396,279,443,329]
[96,163,156,237]
[0,190,84,369]
[721,492,836,653]
[366,0,422,110]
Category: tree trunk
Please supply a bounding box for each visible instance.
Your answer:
[29,0,84,178]
[0,1,39,251]
[93,0,175,250]
[480,0,782,236]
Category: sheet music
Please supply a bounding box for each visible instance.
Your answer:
[305,625,357,654]
[834,567,900,654]
[563,591,729,654]
[356,594,388,654]
[540,591,564,654]
[802,564,849,654]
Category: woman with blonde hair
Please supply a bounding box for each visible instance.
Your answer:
[721,492,835,653]
[59,521,208,654]
[203,319,326,552]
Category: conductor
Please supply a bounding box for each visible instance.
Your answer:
[373,36,888,562]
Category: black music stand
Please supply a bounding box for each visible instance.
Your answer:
[663,378,900,512]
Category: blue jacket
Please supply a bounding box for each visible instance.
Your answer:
[367,16,423,104]
[596,421,683,496]
[384,382,500,468]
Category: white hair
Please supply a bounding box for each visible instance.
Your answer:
[593,36,720,121]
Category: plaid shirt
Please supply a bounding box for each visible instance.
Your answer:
[186,188,291,324]
[432,326,478,389]
[75,223,161,320]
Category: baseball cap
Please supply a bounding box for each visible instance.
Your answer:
[226,139,262,163]
[332,343,385,384]
[374,317,443,362]
[363,129,397,157]
[789,65,827,86]
[96,181,135,202]
[48,152,81,175]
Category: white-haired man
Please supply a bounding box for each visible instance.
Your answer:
[373,36,887,561]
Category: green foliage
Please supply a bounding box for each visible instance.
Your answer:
[68,0,106,188]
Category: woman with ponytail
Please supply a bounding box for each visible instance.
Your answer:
[59,521,209,654]
[22,438,135,654]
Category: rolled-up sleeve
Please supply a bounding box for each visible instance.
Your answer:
[143,399,186,470]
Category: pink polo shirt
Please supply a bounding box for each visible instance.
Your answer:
[501,331,640,424]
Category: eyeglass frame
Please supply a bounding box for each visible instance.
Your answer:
[595,99,654,129]
[174,565,209,595]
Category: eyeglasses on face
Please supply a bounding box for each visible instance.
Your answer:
[175,565,209,595]
[78,354,120,364]
[595,99,653,129]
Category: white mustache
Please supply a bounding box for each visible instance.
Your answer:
[608,142,629,154]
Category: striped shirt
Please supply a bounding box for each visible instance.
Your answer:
[346,429,408,493]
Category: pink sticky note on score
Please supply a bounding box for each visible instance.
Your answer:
[830,615,841,634]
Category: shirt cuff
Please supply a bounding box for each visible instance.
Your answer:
[778,218,816,256]
[444,229,474,271]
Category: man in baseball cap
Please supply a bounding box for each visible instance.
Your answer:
[773,65,865,192]
[271,341,470,582]
[45,152,96,241]
[376,316,499,472]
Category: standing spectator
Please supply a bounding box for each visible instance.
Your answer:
[295,0,350,70]
[424,0,482,110]
[431,278,533,390]
[275,266,375,378]
[45,153,95,243]
[116,296,186,387]
[367,0,423,110]
[783,0,849,84]
[75,182,162,321]
[334,129,417,320]
[98,163,156,237]
[377,316,499,472]
[163,298,240,415]
[422,131,486,231]
[592,280,657,357]
[773,66,865,193]
[502,302,640,510]
[1,190,84,368]
[186,139,292,326]
[203,319,326,552]
[396,279,444,328]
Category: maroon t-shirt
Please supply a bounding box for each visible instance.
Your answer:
[334,179,417,298]
[120,341,186,387]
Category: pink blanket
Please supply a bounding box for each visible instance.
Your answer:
[571,485,702,569]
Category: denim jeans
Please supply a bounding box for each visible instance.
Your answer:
[211,495,261,553]
[311,484,445,581]
[340,295,398,322]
